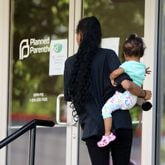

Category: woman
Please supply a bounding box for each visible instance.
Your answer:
[64,16,151,165]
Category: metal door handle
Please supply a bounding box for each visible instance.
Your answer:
[56,94,76,126]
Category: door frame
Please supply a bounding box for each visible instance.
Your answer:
[0,0,10,164]
[65,1,82,165]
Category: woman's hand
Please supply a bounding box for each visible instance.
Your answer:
[121,80,152,100]
[143,90,152,100]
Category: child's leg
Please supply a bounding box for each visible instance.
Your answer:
[97,94,120,147]
[101,92,121,136]
[104,117,112,136]
[102,92,121,118]
[120,91,137,110]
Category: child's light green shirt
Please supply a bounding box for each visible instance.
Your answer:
[120,61,146,87]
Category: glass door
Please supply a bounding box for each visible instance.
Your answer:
[7,1,75,165]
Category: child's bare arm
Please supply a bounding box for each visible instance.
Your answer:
[110,67,124,86]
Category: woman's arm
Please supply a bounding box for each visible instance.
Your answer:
[121,80,152,100]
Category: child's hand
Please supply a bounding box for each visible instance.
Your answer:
[111,79,117,87]
[146,67,151,75]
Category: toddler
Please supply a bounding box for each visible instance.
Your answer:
[97,34,151,147]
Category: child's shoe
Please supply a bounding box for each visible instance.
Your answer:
[97,133,116,147]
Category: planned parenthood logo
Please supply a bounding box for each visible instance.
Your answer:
[19,38,50,60]
[19,39,30,60]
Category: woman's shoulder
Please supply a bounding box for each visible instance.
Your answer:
[98,48,118,58]
[99,48,116,54]
[65,54,76,65]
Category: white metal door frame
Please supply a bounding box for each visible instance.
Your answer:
[142,0,159,164]
[65,0,82,165]
[0,0,10,164]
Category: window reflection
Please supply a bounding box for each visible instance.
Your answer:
[83,0,144,57]
[10,0,69,125]
[8,1,69,165]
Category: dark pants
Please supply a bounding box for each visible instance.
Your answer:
[85,129,133,165]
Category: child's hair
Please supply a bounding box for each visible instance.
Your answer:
[123,34,146,57]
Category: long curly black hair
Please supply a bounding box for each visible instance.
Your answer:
[69,16,102,116]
